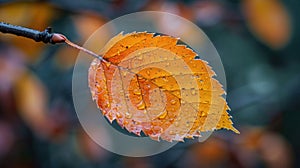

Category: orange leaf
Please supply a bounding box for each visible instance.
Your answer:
[88,32,239,142]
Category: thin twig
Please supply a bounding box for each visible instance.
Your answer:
[0,22,64,44]
[0,22,104,60]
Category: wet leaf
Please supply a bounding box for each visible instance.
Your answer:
[88,32,239,142]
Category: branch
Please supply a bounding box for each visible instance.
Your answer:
[0,22,65,44]
[0,22,103,60]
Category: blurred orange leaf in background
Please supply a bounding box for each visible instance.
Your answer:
[242,0,292,49]
[14,72,68,140]
[88,32,239,142]
[14,72,50,136]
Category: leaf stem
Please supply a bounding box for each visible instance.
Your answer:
[64,38,105,61]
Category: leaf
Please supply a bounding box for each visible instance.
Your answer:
[88,32,239,142]
[242,0,291,49]
[14,72,49,135]
[14,72,68,139]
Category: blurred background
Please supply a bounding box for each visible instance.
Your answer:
[0,0,299,167]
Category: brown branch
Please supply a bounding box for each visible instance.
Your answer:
[0,22,103,60]
[0,22,65,44]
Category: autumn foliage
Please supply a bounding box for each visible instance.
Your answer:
[88,32,239,142]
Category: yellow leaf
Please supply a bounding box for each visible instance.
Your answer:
[88,32,239,142]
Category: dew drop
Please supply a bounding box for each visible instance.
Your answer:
[144,84,151,89]
[191,89,196,95]
[105,103,110,108]
[137,75,144,80]
[162,76,168,82]
[107,112,113,120]
[137,101,146,110]
[170,99,177,105]
[133,89,142,95]
[125,112,132,119]
[105,62,111,67]
[116,112,122,118]
[169,130,175,135]
[158,111,168,119]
